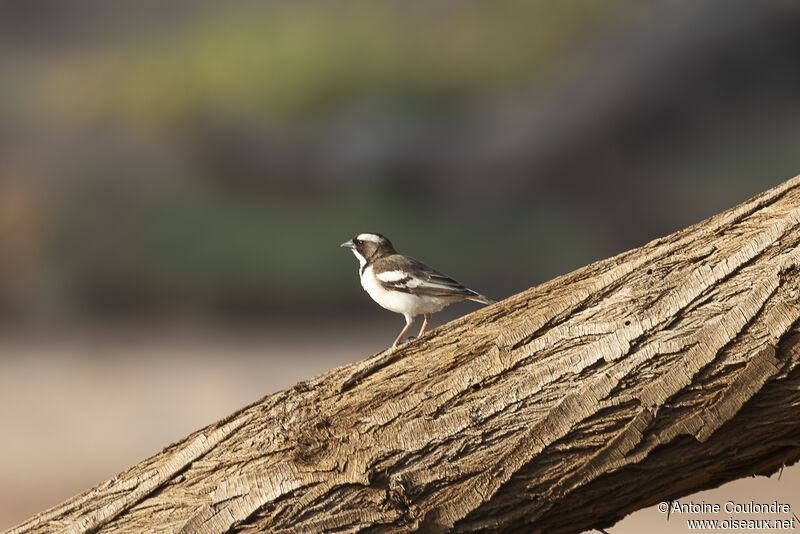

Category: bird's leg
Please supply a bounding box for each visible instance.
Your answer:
[392,315,414,348]
[418,313,431,338]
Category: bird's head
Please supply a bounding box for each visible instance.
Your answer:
[341,232,395,265]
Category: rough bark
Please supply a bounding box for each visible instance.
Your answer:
[8,176,800,534]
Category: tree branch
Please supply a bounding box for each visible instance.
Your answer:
[8,176,800,534]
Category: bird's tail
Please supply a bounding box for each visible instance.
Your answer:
[466,291,496,305]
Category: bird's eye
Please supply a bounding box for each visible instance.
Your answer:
[353,238,361,245]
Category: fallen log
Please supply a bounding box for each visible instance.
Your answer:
[9,175,800,533]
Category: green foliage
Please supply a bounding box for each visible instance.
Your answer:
[91,1,635,125]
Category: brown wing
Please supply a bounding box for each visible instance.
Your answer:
[374,255,484,300]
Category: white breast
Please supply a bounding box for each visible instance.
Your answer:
[361,265,450,317]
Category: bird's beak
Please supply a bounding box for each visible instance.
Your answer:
[340,240,355,249]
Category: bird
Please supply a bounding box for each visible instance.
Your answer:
[341,232,495,348]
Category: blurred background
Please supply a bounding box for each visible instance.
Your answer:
[1,0,800,531]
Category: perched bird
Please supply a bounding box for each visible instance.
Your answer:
[341,232,495,348]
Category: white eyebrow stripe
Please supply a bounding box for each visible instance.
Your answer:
[357,233,383,243]
[377,270,407,282]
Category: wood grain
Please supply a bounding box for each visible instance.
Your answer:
[7,176,800,533]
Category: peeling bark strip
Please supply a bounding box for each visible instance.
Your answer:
[8,177,800,534]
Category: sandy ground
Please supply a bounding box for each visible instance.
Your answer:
[1,326,797,533]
